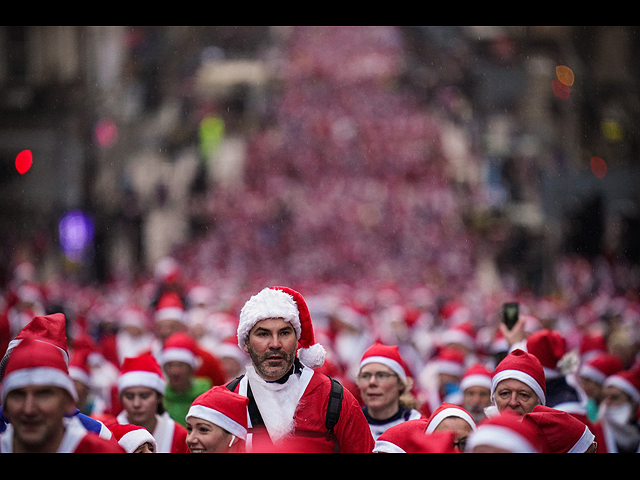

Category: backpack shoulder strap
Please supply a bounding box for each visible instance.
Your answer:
[226,375,244,392]
[325,376,343,433]
[325,376,343,452]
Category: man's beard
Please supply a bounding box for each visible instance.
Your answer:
[246,345,297,382]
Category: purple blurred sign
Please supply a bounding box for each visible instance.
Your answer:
[59,210,94,262]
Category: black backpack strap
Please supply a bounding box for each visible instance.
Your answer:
[226,374,272,444]
[325,376,343,452]
[226,375,244,392]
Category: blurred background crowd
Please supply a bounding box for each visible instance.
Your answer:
[1,26,640,419]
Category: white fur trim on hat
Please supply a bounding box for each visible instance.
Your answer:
[187,404,247,440]
[491,369,546,406]
[2,367,78,405]
[465,425,539,453]
[237,288,301,350]
[119,429,157,453]
[425,407,476,434]
[579,364,607,385]
[436,359,465,377]
[603,375,640,404]
[360,355,407,383]
[155,307,185,323]
[568,425,595,453]
[460,374,492,392]
[373,440,407,453]
[118,370,166,395]
[158,347,198,369]
[68,366,91,387]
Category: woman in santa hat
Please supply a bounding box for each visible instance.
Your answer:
[185,386,249,453]
[116,353,189,453]
[356,342,424,440]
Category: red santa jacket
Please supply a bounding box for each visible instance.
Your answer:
[1,416,124,453]
[227,367,374,453]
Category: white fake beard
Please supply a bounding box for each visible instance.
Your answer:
[246,365,301,441]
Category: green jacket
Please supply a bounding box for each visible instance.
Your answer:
[164,377,212,427]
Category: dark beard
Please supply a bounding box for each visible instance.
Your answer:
[246,345,297,382]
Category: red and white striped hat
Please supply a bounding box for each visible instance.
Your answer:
[187,386,249,440]
[1,335,77,405]
[117,353,166,395]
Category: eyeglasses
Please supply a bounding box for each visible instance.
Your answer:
[357,371,397,383]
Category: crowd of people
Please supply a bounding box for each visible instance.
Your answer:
[0,255,639,453]
[1,26,640,452]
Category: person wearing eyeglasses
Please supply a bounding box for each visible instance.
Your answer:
[357,343,424,440]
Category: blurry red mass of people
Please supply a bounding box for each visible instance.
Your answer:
[1,26,640,453]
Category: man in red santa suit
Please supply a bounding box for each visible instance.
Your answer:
[227,286,374,453]
[0,336,124,453]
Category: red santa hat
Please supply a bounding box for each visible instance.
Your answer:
[154,256,181,283]
[440,300,471,325]
[373,419,457,453]
[459,363,494,392]
[216,336,249,365]
[68,347,92,387]
[1,335,77,406]
[523,405,595,453]
[579,331,608,362]
[433,346,466,377]
[5,313,69,366]
[158,331,200,370]
[526,329,568,378]
[118,305,149,330]
[465,411,544,453]
[109,423,157,453]
[603,365,640,404]
[490,328,510,354]
[359,342,410,383]
[187,385,249,440]
[491,349,546,406]
[579,352,624,385]
[117,353,166,395]
[440,321,476,351]
[425,402,477,434]
[154,292,186,323]
[237,286,326,369]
